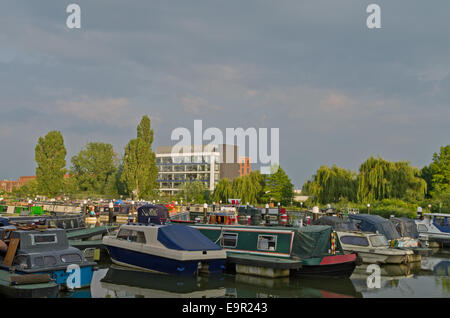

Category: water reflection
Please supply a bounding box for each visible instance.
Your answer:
[60,252,450,298]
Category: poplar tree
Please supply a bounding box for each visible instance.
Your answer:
[35,131,67,196]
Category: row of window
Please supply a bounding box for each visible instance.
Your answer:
[221,233,277,252]
[117,229,147,244]
[339,235,388,247]
[157,155,217,164]
[14,253,82,268]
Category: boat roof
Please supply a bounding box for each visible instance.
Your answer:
[10,228,70,253]
[424,213,450,217]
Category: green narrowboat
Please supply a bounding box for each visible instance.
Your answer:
[189,223,358,278]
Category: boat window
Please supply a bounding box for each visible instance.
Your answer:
[369,235,388,247]
[135,231,146,244]
[13,255,30,268]
[117,229,132,240]
[257,235,277,251]
[340,236,369,247]
[417,224,428,232]
[61,254,82,263]
[44,256,57,266]
[34,257,44,267]
[31,234,58,245]
[221,233,238,248]
[49,220,57,227]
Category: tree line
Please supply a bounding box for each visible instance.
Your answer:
[302,145,449,207]
[16,115,159,200]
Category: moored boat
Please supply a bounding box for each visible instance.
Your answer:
[0,226,95,289]
[102,222,227,276]
[190,223,357,278]
[415,213,450,247]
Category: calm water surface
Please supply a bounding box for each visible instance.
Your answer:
[61,251,450,298]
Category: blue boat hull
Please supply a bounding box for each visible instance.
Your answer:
[106,245,225,276]
[14,266,94,289]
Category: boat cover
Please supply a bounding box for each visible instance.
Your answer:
[137,204,169,225]
[157,225,222,251]
[390,217,419,239]
[313,216,359,231]
[291,225,343,258]
[349,214,400,240]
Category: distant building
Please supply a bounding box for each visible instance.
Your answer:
[294,189,309,202]
[0,176,36,193]
[156,144,240,196]
[239,157,251,176]
[0,174,70,193]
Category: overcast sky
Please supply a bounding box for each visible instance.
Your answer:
[1,1,449,187]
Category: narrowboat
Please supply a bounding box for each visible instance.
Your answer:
[415,213,450,247]
[103,220,227,276]
[0,226,95,289]
[189,223,357,278]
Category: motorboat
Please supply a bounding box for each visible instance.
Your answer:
[415,213,450,247]
[103,222,227,276]
[0,226,95,289]
[336,230,414,264]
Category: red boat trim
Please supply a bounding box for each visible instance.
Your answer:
[319,253,357,265]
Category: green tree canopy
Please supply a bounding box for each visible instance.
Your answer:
[70,142,118,194]
[302,165,357,204]
[212,178,233,203]
[430,145,450,194]
[35,131,67,196]
[178,180,208,203]
[121,138,155,200]
[262,165,294,206]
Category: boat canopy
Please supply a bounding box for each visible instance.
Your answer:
[390,217,419,239]
[157,225,222,251]
[0,217,10,227]
[348,214,400,240]
[313,216,359,231]
[292,225,343,258]
[137,204,169,225]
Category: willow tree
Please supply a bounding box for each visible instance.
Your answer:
[357,156,426,203]
[212,178,233,203]
[302,165,357,204]
[35,131,67,196]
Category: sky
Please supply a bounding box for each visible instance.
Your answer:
[0,0,449,188]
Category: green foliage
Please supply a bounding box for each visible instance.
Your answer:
[357,156,426,203]
[302,165,357,204]
[430,145,450,193]
[178,181,209,203]
[121,138,155,200]
[70,142,118,194]
[262,165,294,206]
[121,115,159,199]
[12,179,38,198]
[35,131,67,196]
[212,178,233,203]
[232,174,262,205]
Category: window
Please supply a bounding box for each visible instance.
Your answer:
[221,233,238,248]
[14,255,30,268]
[34,257,44,267]
[44,256,57,266]
[340,236,369,247]
[31,234,58,245]
[117,229,132,240]
[417,224,428,232]
[61,254,82,263]
[369,235,388,247]
[136,231,146,244]
[257,235,277,251]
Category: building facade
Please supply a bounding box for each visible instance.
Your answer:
[239,157,251,176]
[156,144,240,196]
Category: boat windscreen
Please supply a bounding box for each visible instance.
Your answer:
[369,235,388,247]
